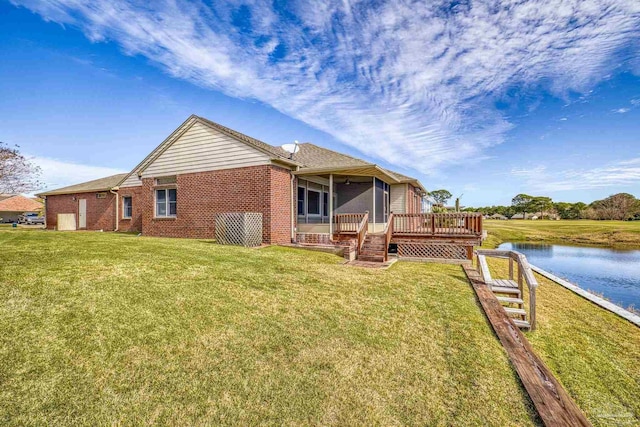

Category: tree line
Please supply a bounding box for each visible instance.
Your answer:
[462,193,640,221]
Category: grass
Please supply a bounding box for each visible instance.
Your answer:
[483,219,640,249]
[483,220,640,426]
[0,229,539,426]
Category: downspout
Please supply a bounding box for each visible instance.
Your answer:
[290,169,297,243]
[110,187,119,232]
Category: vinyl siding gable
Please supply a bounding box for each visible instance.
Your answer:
[390,184,407,214]
[120,122,271,187]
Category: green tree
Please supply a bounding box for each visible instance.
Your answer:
[430,189,453,206]
[529,196,553,218]
[511,194,534,217]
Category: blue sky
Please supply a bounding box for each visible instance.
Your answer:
[1,0,639,206]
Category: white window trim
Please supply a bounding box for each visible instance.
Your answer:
[155,188,177,218]
[122,196,132,219]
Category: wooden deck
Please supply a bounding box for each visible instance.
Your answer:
[333,212,484,263]
[463,264,592,426]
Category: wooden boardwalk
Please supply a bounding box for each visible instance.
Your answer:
[463,265,592,427]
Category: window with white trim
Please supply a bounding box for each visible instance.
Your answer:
[155,188,177,217]
[123,196,132,218]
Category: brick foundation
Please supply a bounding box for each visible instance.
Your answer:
[295,233,333,245]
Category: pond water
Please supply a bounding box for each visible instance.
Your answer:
[497,242,640,310]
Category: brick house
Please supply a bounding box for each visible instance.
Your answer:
[38,115,427,244]
[0,194,43,223]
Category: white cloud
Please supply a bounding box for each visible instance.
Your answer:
[512,159,640,192]
[613,108,630,113]
[11,0,640,174]
[30,156,126,193]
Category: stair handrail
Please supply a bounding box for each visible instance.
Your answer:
[356,211,369,255]
[476,249,539,330]
[382,212,394,261]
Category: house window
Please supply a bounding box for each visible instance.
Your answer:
[297,186,305,215]
[307,189,321,215]
[123,196,132,218]
[156,188,177,217]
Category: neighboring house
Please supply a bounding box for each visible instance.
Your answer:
[487,213,508,220]
[510,213,538,220]
[0,194,43,223]
[38,115,427,244]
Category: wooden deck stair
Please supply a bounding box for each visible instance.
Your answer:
[358,233,387,262]
[476,251,539,331]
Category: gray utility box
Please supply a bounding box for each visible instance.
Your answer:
[214,212,262,247]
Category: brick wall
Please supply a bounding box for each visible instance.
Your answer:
[131,164,292,244]
[45,192,116,230]
[269,165,293,244]
[118,186,144,233]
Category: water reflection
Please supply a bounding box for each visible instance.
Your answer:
[498,242,640,309]
[508,243,554,258]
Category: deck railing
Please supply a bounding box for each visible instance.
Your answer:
[356,212,369,255]
[476,249,538,330]
[392,212,483,236]
[334,212,368,234]
[382,212,394,261]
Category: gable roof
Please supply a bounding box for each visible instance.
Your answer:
[37,115,426,196]
[117,115,300,187]
[37,173,128,197]
[0,195,43,212]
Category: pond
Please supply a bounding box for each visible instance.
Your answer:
[497,242,640,310]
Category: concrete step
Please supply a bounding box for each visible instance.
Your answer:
[360,251,385,257]
[358,254,385,262]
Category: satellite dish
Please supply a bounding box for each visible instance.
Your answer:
[281,141,300,158]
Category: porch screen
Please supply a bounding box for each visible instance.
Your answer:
[307,190,321,215]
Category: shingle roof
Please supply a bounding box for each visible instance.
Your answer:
[0,195,43,212]
[291,143,424,189]
[37,173,128,197]
[291,143,370,169]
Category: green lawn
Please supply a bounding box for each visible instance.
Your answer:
[483,220,640,426]
[483,219,640,249]
[0,230,538,426]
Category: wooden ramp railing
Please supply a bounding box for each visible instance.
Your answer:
[476,249,538,330]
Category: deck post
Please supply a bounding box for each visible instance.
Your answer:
[372,177,376,232]
[329,174,333,235]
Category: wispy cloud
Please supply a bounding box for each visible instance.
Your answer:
[511,159,640,193]
[11,0,640,174]
[30,156,126,193]
[613,107,630,113]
